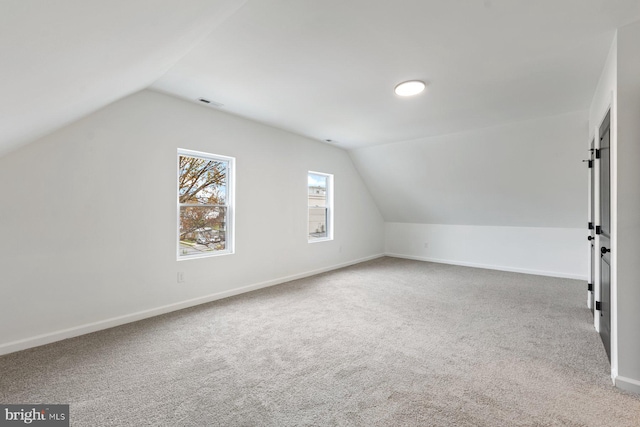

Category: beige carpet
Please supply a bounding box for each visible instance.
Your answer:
[1,257,639,426]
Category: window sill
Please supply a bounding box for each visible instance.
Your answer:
[308,237,333,244]
[177,250,234,261]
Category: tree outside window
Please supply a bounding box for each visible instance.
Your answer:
[178,150,234,258]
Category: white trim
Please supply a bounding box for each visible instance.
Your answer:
[594,120,602,333]
[615,376,640,394]
[593,100,613,336]
[177,148,236,260]
[593,100,617,380]
[587,136,595,310]
[608,96,618,382]
[308,238,332,244]
[307,170,334,242]
[0,253,384,356]
[177,148,235,163]
[385,252,587,280]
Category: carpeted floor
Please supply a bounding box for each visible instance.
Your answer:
[1,257,639,426]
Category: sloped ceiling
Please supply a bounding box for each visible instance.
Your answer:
[152,0,640,149]
[349,111,588,227]
[2,1,640,156]
[0,0,247,157]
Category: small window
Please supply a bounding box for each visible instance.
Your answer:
[308,171,333,242]
[177,149,234,259]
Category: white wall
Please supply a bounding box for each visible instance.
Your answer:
[0,90,384,354]
[386,223,586,279]
[615,20,640,394]
[350,111,587,228]
[350,111,588,279]
[589,37,617,137]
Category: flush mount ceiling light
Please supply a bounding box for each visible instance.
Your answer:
[394,80,426,97]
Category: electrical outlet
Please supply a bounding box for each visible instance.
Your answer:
[177,272,184,283]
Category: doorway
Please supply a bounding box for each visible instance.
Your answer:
[598,110,611,361]
[588,138,595,316]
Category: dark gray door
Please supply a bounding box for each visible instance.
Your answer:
[598,110,611,361]
[589,138,595,316]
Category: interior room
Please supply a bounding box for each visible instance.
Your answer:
[1,1,640,425]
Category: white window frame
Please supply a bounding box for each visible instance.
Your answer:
[308,171,333,243]
[177,148,235,260]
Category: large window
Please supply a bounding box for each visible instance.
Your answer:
[308,171,333,242]
[177,149,234,259]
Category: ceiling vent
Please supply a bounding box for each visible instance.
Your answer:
[198,98,224,108]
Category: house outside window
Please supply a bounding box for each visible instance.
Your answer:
[177,149,235,259]
[308,171,333,242]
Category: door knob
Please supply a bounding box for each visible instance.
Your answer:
[601,246,611,254]
[588,236,594,241]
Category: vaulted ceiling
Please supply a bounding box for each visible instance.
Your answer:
[0,0,247,157]
[2,0,640,156]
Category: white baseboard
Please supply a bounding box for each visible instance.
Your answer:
[0,253,384,356]
[615,376,640,395]
[385,252,588,281]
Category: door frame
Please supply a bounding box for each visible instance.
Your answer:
[593,97,617,382]
[598,110,611,361]
[587,137,595,313]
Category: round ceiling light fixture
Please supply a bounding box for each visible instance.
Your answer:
[394,80,426,97]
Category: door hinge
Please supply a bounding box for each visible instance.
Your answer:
[596,225,602,235]
[595,149,601,159]
[588,222,594,230]
[588,283,593,292]
[588,160,593,168]
[596,301,602,311]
